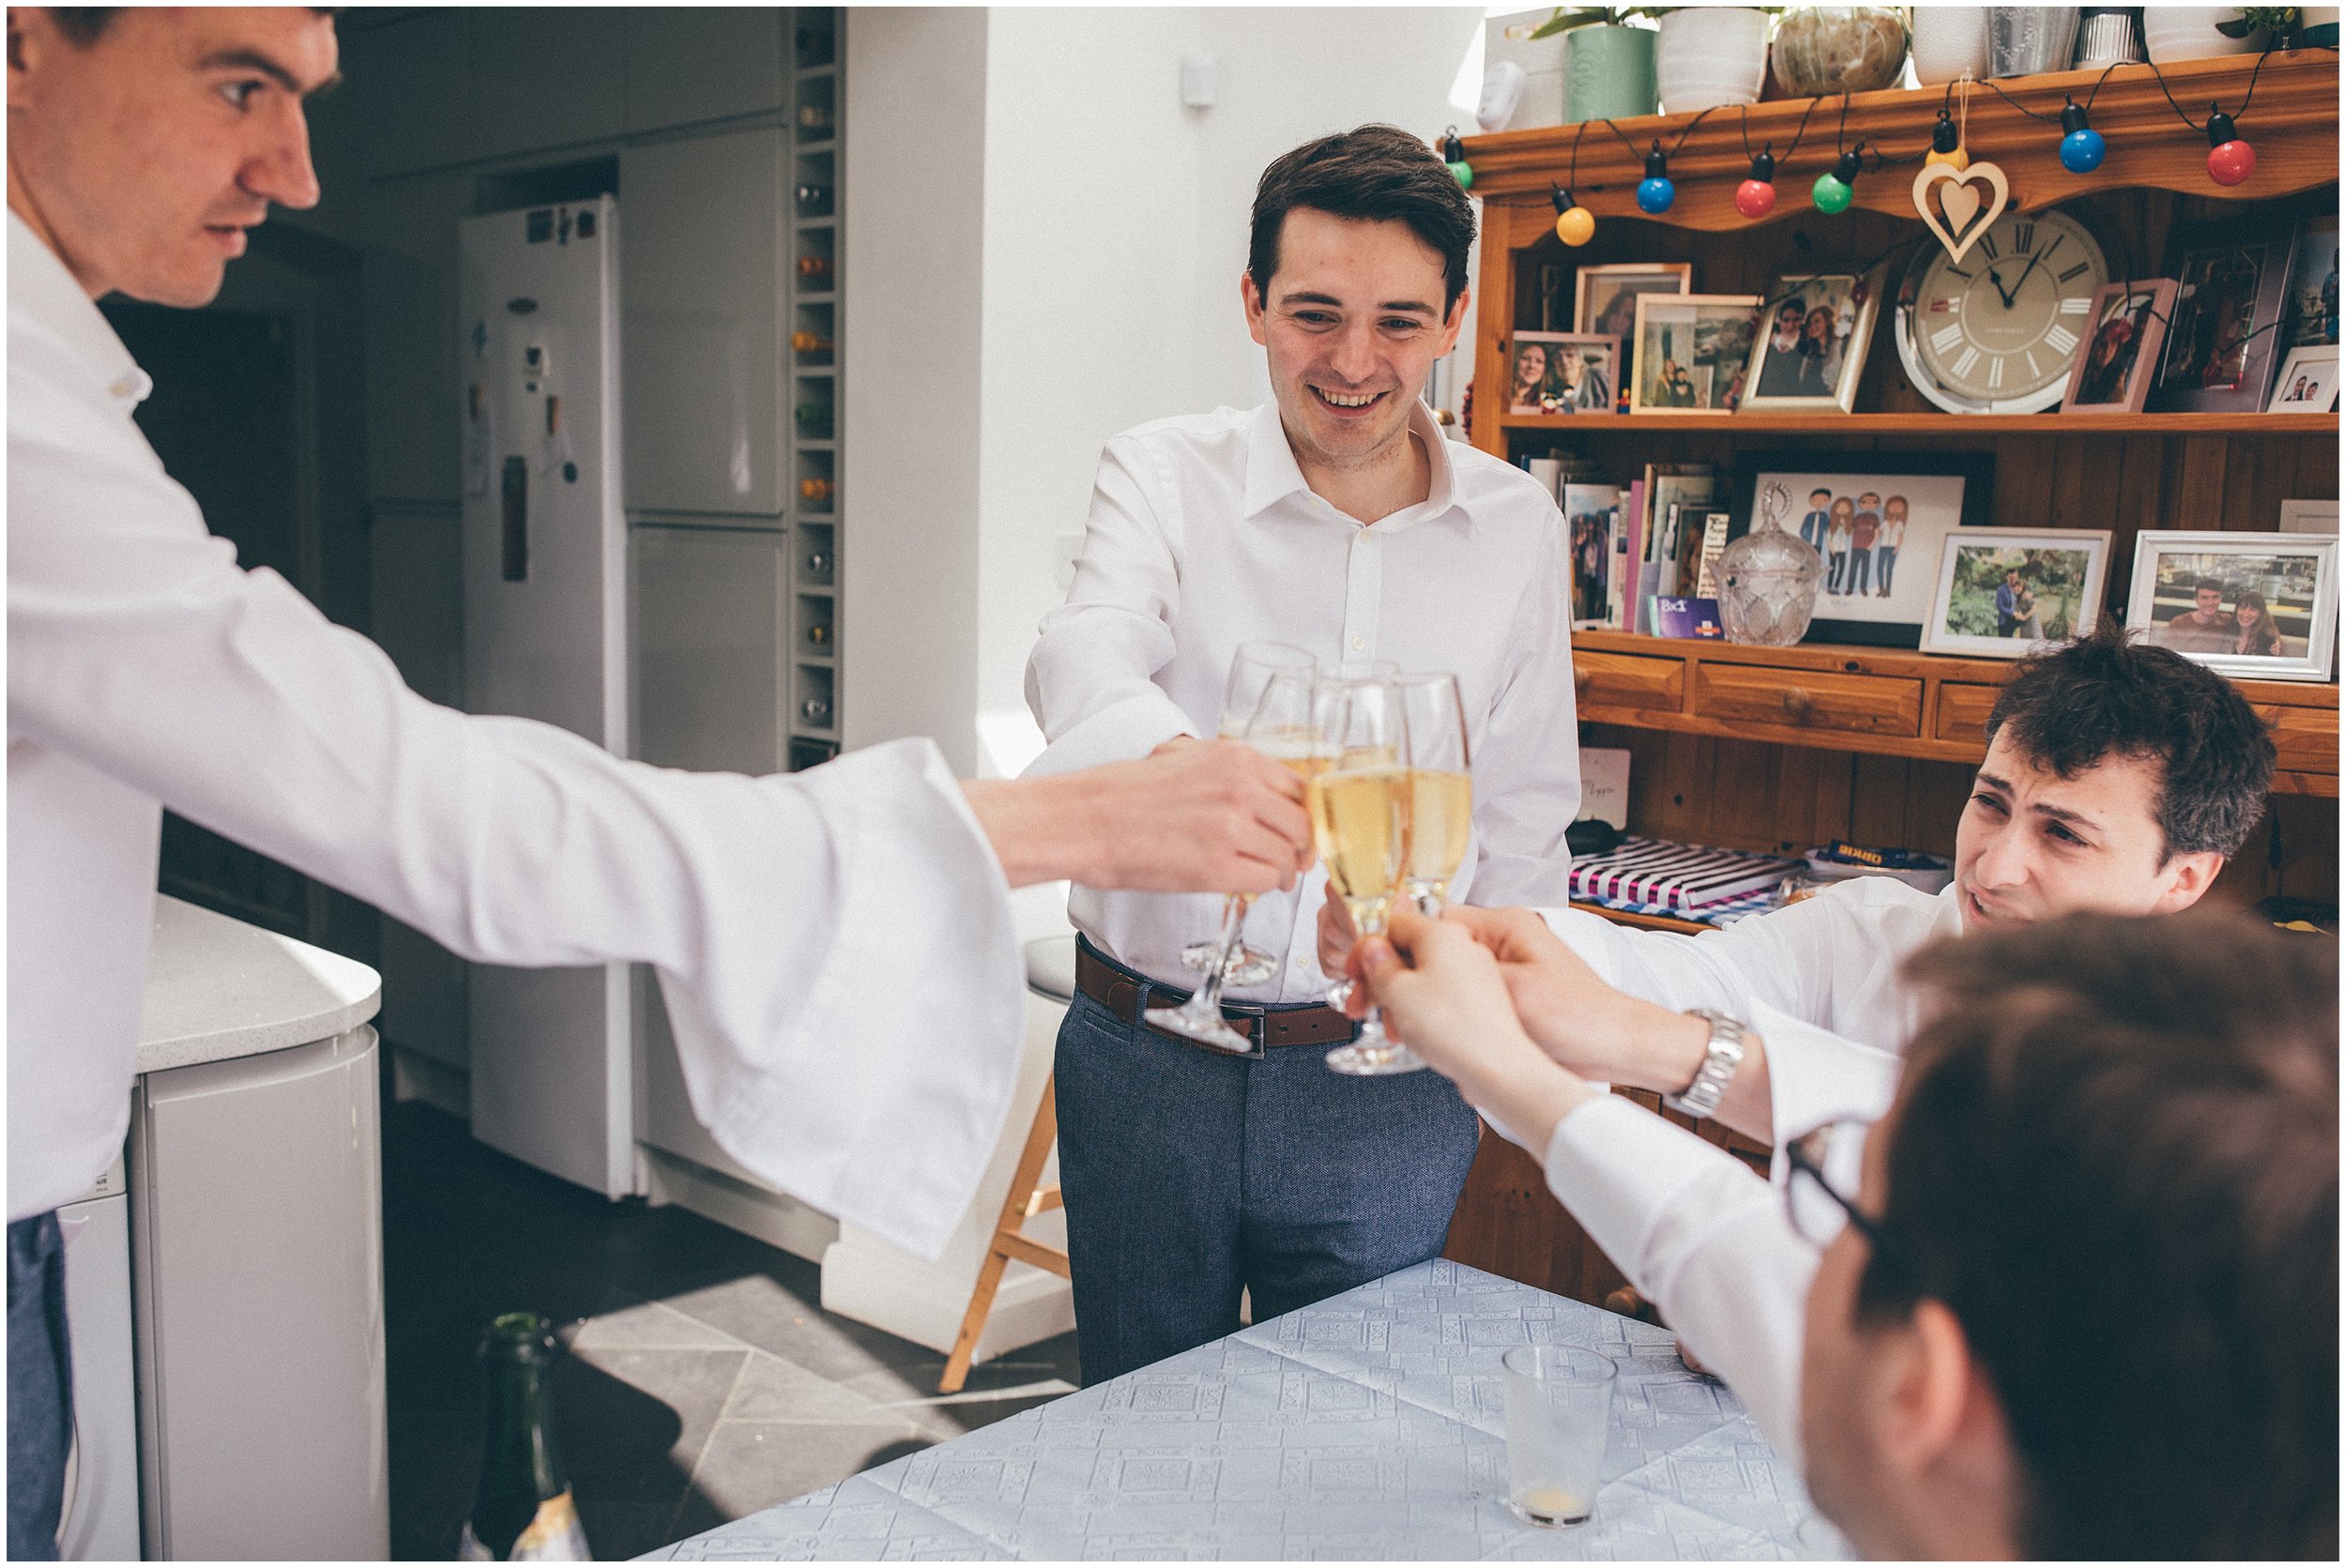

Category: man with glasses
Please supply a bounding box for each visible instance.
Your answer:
[1359,906,2335,1560]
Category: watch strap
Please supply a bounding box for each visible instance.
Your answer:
[1663,1008,1748,1120]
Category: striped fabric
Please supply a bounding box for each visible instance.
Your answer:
[1567,835,1803,916]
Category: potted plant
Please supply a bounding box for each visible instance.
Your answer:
[2143,6,2290,62]
[1528,8,1662,122]
[1652,7,1782,114]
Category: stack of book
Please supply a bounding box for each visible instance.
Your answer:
[1567,834,1804,924]
[1524,457,1733,636]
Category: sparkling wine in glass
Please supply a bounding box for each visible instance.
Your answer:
[1397,673,1472,915]
[1313,678,1426,1075]
[1146,649,1318,1054]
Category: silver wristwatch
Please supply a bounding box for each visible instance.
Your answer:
[1663,1008,1748,1120]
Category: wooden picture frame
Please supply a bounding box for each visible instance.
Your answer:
[1739,266,1885,414]
[1572,263,1693,339]
[2148,221,2297,413]
[1727,449,1997,647]
[2125,530,2338,681]
[1921,527,2113,658]
[1626,294,1762,415]
[2060,279,2177,415]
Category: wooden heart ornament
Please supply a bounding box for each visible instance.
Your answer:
[1912,159,2011,263]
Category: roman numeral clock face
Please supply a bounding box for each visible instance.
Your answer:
[1898,207,2110,413]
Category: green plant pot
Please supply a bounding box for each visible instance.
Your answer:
[1564,24,1659,124]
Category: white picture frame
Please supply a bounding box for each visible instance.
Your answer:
[1739,266,1885,415]
[1921,528,2113,658]
[2124,530,2339,682]
[2279,498,2340,535]
[2266,344,2340,412]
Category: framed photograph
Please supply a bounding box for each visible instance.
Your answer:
[2060,280,2178,415]
[1728,449,1996,647]
[1921,528,2113,658]
[1502,330,1620,415]
[2148,221,2297,413]
[1561,482,1625,630]
[1573,263,1693,340]
[2279,498,2340,534]
[2266,344,2340,413]
[2125,531,2338,682]
[1627,294,1762,414]
[1740,266,1885,414]
[2284,212,2338,346]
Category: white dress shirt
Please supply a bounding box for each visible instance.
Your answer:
[8,213,1021,1255]
[1025,400,1581,1001]
[1531,876,1966,1470]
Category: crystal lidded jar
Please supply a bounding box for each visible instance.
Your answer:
[1717,483,1824,647]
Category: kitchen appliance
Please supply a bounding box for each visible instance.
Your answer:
[456,199,638,1198]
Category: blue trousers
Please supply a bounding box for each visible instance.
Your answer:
[1054,982,1482,1385]
[8,1213,69,1561]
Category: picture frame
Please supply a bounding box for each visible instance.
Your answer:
[2283,212,2338,347]
[1739,266,1886,414]
[1501,330,1620,416]
[2124,530,2338,682]
[1728,449,1996,647]
[2266,344,2340,413]
[1921,528,2113,658]
[1573,262,1693,340]
[2060,279,2178,415]
[2147,221,2297,413]
[2279,498,2340,535]
[1627,294,1762,415]
[1561,482,1626,630]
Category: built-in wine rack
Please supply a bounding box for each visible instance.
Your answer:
[787,8,841,769]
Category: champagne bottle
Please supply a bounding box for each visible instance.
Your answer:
[457,1314,589,1561]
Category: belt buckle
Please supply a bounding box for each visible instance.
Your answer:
[1226,1009,1269,1061]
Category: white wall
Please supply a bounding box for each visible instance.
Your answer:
[975,7,1482,769]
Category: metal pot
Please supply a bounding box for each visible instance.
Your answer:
[1988,7,2081,76]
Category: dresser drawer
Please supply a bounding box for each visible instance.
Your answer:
[1693,663,1923,738]
[1935,682,2002,749]
[1572,651,1684,714]
[2261,704,2338,775]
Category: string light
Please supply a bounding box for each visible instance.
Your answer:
[1814,147,1863,213]
[2057,100,2107,172]
[1637,142,1676,213]
[1551,181,1595,246]
[1441,128,1473,190]
[1736,149,1778,220]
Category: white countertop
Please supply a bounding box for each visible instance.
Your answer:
[136,895,383,1074]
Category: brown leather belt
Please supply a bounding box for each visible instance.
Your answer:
[1074,937,1355,1060]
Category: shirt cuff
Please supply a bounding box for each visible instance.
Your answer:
[1749,1000,1901,1147]
[1023,693,1195,778]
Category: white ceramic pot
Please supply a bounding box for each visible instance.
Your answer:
[1655,7,1770,114]
[1909,5,1988,84]
[2142,7,2265,64]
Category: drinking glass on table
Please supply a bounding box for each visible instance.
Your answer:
[1313,677,1425,1075]
[1177,641,1318,987]
[1501,1345,1618,1529]
[1396,673,1471,916]
[1145,653,1322,1054]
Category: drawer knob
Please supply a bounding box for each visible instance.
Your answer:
[1780,686,1813,719]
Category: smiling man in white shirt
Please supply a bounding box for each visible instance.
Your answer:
[1025,125,1580,1384]
[1327,627,2277,1454]
[6,9,1315,1555]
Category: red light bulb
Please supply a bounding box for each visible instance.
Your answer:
[2205,110,2255,187]
[1734,151,1777,220]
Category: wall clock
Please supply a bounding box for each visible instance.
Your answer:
[1895,205,2111,414]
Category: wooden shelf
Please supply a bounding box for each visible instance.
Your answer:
[1501,412,2340,437]
[1457,52,2338,224]
[1568,901,1711,935]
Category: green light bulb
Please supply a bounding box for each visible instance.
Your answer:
[1811,172,1852,214]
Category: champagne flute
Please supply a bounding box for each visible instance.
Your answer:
[1313,677,1424,1075]
[1146,649,1319,1053]
[1396,673,1472,916]
[1178,641,1318,986]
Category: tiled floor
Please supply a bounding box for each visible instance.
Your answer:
[382,1099,1079,1561]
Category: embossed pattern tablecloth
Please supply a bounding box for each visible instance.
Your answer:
[647,1258,1844,1560]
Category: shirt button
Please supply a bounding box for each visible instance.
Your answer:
[1350,636,1364,650]
[109,375,141,400]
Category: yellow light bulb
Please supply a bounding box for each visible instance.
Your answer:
[1555,206,1595,247]
[1926,146,1970,172]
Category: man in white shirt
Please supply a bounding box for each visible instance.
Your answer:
[1025,125,1580,1382]
[1363,906,2336,1560]
[1324,627,2277,1453]
[6,10,1312,1554]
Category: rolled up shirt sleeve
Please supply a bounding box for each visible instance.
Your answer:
[1544,1094,1817,1469]
[8,412,1023,1259]
[1023,435,1197,776]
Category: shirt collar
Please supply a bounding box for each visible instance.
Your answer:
[1241,396,1460,527]
[9,210,153,407]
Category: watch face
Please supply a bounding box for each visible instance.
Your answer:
[1902,208,2110,412]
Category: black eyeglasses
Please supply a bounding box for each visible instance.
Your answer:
[1782,1125,1910,1282]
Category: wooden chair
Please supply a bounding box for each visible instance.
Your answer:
[939,1074,1070,1393]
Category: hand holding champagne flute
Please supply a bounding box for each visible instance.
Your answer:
[1314,676,1427,1075]
[1146,643,1319,1054]
[1179,643,1317,984]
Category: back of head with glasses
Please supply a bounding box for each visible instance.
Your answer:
[1794,909,2337,1561]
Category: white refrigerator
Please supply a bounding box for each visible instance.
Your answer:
[455,198,637,1198]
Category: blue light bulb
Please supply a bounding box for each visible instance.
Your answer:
[1636,175,1675,214]
[2058,103,2106,175]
